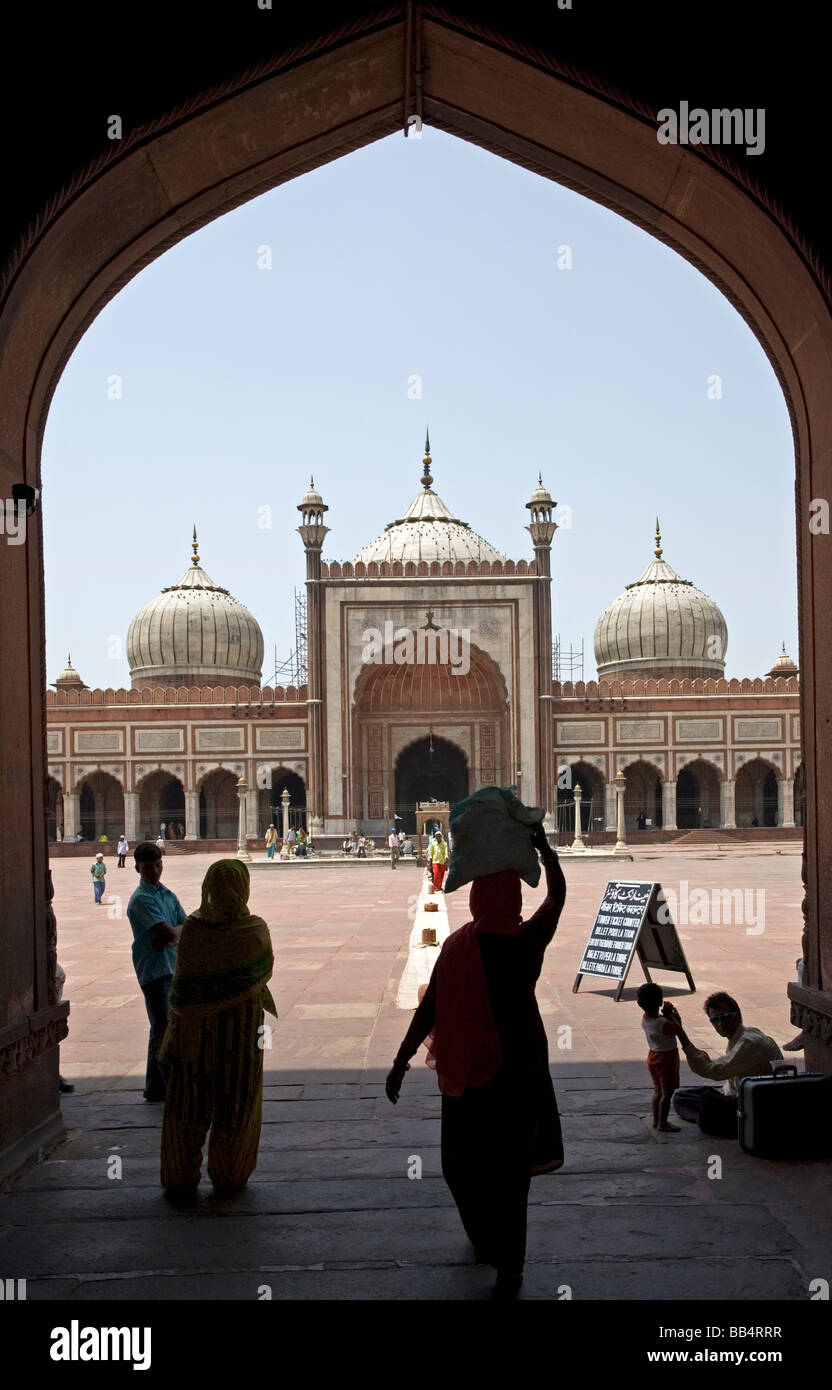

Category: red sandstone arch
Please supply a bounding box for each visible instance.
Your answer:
[353,639,508,714]
[3,12,831,1177]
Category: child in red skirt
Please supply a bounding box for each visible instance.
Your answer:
[637,982,681,1132]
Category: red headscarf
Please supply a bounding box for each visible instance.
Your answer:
[424,870,523,1096]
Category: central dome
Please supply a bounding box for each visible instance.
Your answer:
[127,530,264,688]
[353,435,503,566]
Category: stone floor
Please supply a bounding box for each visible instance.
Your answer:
[3,844,831,1300]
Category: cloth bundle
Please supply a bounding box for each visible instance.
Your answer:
[443,785,545,894]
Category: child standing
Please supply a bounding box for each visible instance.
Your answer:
[637,982,681,1132]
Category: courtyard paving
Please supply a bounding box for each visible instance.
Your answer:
[3,843,830,1301]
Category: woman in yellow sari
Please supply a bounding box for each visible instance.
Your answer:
[159,859,277,1195]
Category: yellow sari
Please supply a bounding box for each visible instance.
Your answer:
[159,859,277,1192]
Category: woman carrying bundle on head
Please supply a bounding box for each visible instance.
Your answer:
[386,818,566,1298]
[159,859,277,1196]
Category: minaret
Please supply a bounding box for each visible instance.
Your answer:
[526,476,558,818]
[297,479,330,834]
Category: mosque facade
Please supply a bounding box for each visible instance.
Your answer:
[46,439,802,846]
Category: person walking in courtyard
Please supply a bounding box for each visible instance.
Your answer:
[429,829,448,891]
[388,827,400,869]
[158,859,277,1196]
[386,822,566,1298]
[637,983,681,1131]
[117,834,129,868]
[264,824,279,860]
[665,993,783,1136]
[127,842,187,1102]
[90,852,107,904]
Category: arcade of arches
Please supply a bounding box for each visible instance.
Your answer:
[558,759,805,834]
[3,11,832,1184]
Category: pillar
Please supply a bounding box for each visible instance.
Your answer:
[93,790,105,838]
[525,477,557,815]
[570,784,584,850]
[246,787,258,838]
[124,792,139,841]
[663,780,677,831]
[63,791,79,840]
[605,782,617,831]
[236,778,251,862]
[614,770,628,852]
[720,780,736,829]
[184,791,199,840]
[297,482,329,831]
[779,778,794,828]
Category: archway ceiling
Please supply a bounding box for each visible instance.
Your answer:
[355,647,507,713]
[1,4,825,299]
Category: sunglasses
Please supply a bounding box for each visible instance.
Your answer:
[708,1010,738,1026]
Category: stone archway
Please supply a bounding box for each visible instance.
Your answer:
[621,760,664,831]
[46,776,64,843]
[557,761,605,838]
[137,770,185,842]
[676,759,722,830]
[3,12,831,1177]
[198,769,239,839]
[76,771,125,844]
[736,758,781,828]
[256,768,307,835]
[394,736,469,833]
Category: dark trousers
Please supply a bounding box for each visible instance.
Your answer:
[441,1072,536,1276]
[673,1084,738,1137]
[117,854,126,867]
[141,974,173,1097]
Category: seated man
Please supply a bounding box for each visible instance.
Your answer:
[665,992,783,1137]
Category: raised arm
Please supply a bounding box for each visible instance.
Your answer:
[524,823,566,940]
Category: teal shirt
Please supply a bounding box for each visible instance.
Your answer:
[126,881,186,987]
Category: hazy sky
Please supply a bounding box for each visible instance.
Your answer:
[42,128,797,689]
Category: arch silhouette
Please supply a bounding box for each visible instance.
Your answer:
[3,12,830,1175]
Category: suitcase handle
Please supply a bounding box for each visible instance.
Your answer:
[771,1062,799,1078]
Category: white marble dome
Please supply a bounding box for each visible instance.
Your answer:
[127,532,264,688]
[594,525,728,680]
[353,437,503,567]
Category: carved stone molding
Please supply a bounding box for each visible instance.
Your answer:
[0,1004,70,1075]
[787,984,832,1042]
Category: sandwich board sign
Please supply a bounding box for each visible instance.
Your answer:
[573,880,695,1001]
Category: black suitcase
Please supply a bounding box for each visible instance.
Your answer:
[737,1063,832,1159]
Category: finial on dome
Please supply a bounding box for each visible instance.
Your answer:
[192,526,200,567]
[421,430,433,489]
[654,517,662,559]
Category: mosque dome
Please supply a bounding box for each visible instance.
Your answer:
[594,521,728,680]
[766,643,798,678]
[53,655,86,691]
[353,434,504,567]
[126,529,264,688]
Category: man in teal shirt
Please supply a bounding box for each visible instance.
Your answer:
[127,842,187,1102]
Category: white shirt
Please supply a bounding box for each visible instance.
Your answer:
[682,1024,783,1096]
[642,1016,677,1052]
[388,833,398,849]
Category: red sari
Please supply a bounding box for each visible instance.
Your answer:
[395,862,566,1275]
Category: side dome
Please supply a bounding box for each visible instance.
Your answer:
[127,530,264,688]
[353,434,503,566]
[594,522,728,680]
